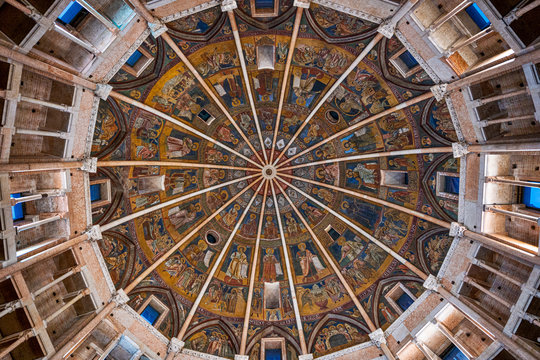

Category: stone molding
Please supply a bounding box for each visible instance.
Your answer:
[311,0,383,24]
[104,28,151,83]
[234,355,249,360]
[444,95,465,142]
[394,29,441,83]
[314,341,373,360]
[299,354,314,360]
[161,1,221,23]
[182,349,229,359]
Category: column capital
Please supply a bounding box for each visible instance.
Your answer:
[452,142,470,158]
[95,83,113,100]
[368,328,386,347]
[112,289,129,306]
[298,354,314,360]
[377,19,395,39]
[221,0,238,12]
[149,22,167,38]
[430,83,448,101]
[234,355,249,360]
[87,225,102,241]
[449,222,467,238]
[80,157,97,173]
[168,337,185,354]
[294,0,311,9]
[423,274,441,292]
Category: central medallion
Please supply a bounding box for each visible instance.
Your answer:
[262,164,276,180]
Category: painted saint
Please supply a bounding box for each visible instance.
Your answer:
[262,248,283,282]
[225,246,248,284]
[296,243,325,282]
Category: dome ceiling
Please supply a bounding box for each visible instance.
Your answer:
[91,2,460,358]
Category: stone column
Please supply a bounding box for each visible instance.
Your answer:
[0,44,97,90]
[49,290,129,360]
[424,275,540,359]
[0,226,100,279]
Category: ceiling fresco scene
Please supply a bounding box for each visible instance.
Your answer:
[90,2,461,359]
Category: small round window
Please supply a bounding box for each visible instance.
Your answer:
[206,231,219,245]
[326,110,340,124]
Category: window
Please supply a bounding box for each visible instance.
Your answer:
[465,3,491,30]
[261,338,286,360]
[141,304,160,325]
[122,47,154,77]
[266,348,282,360]
[89,179,112,209]
[126,50,143,67]
[57,1,89,27]
[106,335,139,360]
[198,109,215,125]
[523,186,540,210]
[325,225,341,241]
[10,193,24,221]
[90,184,101,202]
[136,175,165,195]
[264,282,281,310]
[137,295,169,328]
[436,172,460,200]
[250,0,279,17]
[441,344,468,360]
[385,283,417,314]
[381,170,409,189]
[396,292,415,311]
[399,51,419,68]
[444,176,460,195]
[389,48,422,78]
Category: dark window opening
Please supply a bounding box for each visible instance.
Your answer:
[256,0,275,9]
[126,50,143,67]
[90,184,102,202]
[444,176,460,195]
[398,50,419,69]
[465,3,491,30]
[396,292,414,311]
[198,109,212,122]
[327,227,340,241]
[206,233,218,244]
[10,193,25,221]
[441,344,468,360]
[57,1,89,27]
[265,348,281,360]
[140,304,160,325]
